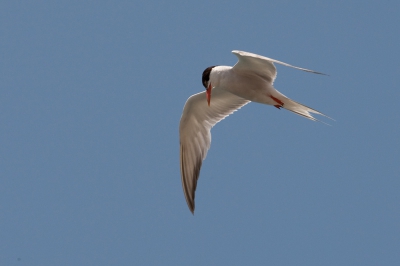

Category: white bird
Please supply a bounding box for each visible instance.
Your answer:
[179,50,329,214]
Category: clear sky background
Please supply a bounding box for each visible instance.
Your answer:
[1,1,399,265]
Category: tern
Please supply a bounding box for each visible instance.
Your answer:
[180,50,329,214]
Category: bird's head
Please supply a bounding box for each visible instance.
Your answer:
[202,66,216,106]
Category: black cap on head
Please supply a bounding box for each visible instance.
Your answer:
[202,66,216,89]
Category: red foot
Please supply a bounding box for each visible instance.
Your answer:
[271,96,284,109]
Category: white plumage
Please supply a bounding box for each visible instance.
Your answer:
[179,50,329,214]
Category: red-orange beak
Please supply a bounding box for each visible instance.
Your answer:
[206,83,212,106]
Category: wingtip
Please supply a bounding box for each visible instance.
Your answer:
[189,204,195,215]
[313,71,329,76]
[186,200,196,215]
[300,68,329,76]
[231,50,329,76]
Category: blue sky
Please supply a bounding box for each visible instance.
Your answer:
[1,1,399,265]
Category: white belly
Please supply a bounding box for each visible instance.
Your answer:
[216,68,276,105]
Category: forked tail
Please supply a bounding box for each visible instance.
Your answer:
[270,93,333,123]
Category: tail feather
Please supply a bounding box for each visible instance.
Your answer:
[271,91,333,122]
[283,98,323,120]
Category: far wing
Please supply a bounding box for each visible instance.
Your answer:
[179,89,249,214]
[232,50,326,84]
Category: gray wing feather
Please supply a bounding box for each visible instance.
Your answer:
[179,89,249,213]
[232,50,326,84]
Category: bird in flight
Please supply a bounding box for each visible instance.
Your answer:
[179,50,330,214]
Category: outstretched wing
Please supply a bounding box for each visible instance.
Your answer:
[232,50,326,84]
[179,89,249,213]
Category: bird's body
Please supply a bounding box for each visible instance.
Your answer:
[210,65,278,105]
[180,50,329,214]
